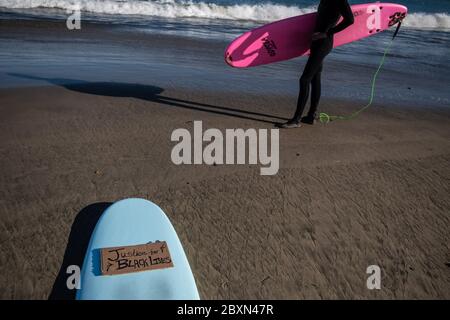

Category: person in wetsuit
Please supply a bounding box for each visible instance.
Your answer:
[280,0,354,128]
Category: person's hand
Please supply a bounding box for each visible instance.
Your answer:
[312,32,327,41]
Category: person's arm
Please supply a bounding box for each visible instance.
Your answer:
[327,0,354,36]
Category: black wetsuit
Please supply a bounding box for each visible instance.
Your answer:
[291,0,354,123]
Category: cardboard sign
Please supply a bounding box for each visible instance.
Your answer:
[100,241,173,276]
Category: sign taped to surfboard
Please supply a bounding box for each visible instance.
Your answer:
[225,3,407,68]
[100,241,174,276]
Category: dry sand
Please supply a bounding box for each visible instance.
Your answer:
[0,84,449,299]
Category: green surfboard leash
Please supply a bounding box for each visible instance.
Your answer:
[319,22,403,124]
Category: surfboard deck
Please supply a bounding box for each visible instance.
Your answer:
[76,198,199,300]
[225,2,407,68]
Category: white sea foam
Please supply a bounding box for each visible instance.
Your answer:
[0,0,449,30]
[405,12,450,30]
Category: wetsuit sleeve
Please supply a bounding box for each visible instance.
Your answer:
[327,0,355,36]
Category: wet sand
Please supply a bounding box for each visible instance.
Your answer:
[0,83,449,299]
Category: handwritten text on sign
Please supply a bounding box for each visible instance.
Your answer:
[100,241,173,276]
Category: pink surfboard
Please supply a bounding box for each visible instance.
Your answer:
[225,3,407,68]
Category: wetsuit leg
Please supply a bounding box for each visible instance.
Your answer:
[291,38,333,122]
[309,63,323,117]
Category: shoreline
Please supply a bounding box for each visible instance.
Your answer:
[1,18,449,108]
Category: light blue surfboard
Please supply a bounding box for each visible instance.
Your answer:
[76,198,200,300]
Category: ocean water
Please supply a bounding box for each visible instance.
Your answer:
[0,0,449,33]
[0,0,449,106]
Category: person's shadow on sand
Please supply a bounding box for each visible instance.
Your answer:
[49,202,112,300]
[8,73,287,124]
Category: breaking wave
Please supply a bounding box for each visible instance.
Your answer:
[0,0,449,30]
